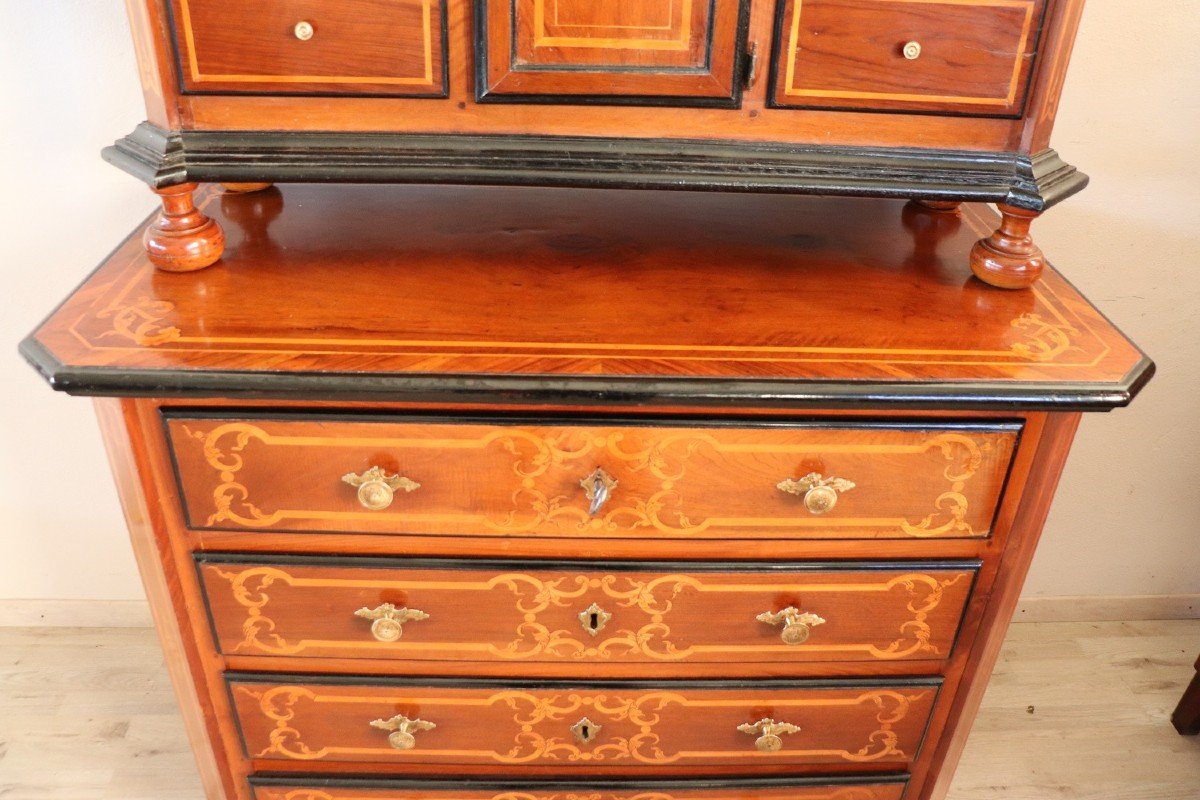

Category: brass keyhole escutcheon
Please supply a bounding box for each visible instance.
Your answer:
[579,602,612,637]
[571,716,602,744]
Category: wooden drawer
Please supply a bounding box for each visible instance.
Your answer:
[769,0,1045,115]
[229,675,940,771]
[167,415,1018,540]
[169,0,447,96]
[477,0,751,105]
[250,777,910,800]
[200,556,976,667]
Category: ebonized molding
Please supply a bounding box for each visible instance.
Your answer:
[102,123,1088,212]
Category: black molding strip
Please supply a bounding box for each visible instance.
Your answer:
[247,775,911,791]
[15,332,1158,411]
[226,671,943,691]
[101,123,1087,212]
[194,551,983,574]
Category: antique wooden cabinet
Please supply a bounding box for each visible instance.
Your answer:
[21,185,1151,800]
[107,0,1092,287]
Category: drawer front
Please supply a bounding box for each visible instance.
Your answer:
[477,0,750,105]
[201,557,976,666]
[229,676,940,770]
[170,0,447,96]
[251,778,909,800]
[167,416,1018,540]
[769,0,1045,115]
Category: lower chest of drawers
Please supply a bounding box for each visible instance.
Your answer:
[95,401,1069,800]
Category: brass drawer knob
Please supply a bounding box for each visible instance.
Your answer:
[343,466,420,511]
[757,607,826,644]
[581,467,618,516]
[294,21,315,41]
[370,714,435,750]
[737,717,801,752]
[903,40,922,60]
[355,603,429,642]
[777,472,855,514]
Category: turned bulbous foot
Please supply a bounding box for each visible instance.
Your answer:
[912,199,961,212]
[144,183,225,272]
[220,182,274,194]
[970,204,1044,289]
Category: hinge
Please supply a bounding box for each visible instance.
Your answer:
[742,42,759,90]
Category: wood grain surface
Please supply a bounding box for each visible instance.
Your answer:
[199,557,977,667]
[24,185,1149,406]
[167,416,1017,539]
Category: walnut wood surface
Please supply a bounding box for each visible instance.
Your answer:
[769,0,1045,115]
[250,780,908,800]
[118,0,1084,154]
[228,676,939,772]
[23,185,1149,406]
[168,416,1016,540]
[480,0,746,102]
[171,0,447,96]
[199,558,976,667]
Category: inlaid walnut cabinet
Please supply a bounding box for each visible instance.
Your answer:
[21,185,1152,800]
[108,0,1095,288]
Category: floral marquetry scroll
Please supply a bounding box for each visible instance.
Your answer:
[230,679,938,770]
[168,418,1019,540]
[200,560,975,667]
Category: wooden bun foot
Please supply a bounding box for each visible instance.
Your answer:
[220,182,274,193]
[144,183,225,272]
[912,199,961,212]
[969,204,1044,289]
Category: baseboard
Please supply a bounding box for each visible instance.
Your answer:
[3,595,1197,628]
[0,599,153,628]
[1013,594,1200,623]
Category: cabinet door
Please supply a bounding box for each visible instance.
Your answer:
[769,0,1046,115]
[477,0,751,106]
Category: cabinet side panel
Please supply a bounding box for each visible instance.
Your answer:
[93,397,244,800]
[1020,0,1086,152]
[912,411,1082,800]
[123,0,184,128]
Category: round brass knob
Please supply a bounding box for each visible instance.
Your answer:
[371,617,403,642]
[370,714,436,750]
[903,41,922,60]
[737,718,801,752]
[777,472,855,516]
[756,607,826,645]
[294,21,315,40]
[355,603,430,642]
[342,466,420,511]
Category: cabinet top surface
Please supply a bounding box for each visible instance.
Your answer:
[22,185,1150,410]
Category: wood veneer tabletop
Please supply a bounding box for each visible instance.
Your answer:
[22,185,1150,408]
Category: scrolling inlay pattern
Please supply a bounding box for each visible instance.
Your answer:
[212,565,966,660]
[236,685,928,764]
[181,423,1009,538]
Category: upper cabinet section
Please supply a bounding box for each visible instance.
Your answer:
[477,0,751,105]
[770,0,1046,116]
[169,0,448,96]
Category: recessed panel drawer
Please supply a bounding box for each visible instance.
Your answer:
[170,0,447,96]
[200,556,977,667]
[167,415,1018,540]
[769,0,1045,115]
[229,675,940,771]
[477,0,751,105]
[250,777,910,800]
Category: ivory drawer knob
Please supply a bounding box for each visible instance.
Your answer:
[757,607,826,644]
[737,717,801,752]
[343,466,420,511]
[370,714,435,750]
[294,21,315,40]
[903,41,922,60]
[777,472,855,514]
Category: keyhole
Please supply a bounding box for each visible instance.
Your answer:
[588,611,599,632]
[580,723,591,739]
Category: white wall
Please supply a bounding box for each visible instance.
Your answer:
[0,3,1197,605]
